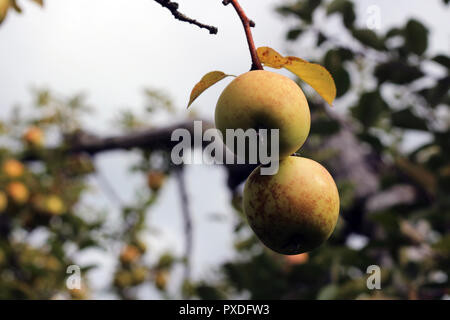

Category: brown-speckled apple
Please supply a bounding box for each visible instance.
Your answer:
[215,70,310,160]
[243,156,339,255]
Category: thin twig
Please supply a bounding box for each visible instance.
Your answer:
[223,0,263,71]
[154,0,218,34]
[174,166,193,292]
[95,165,125,207]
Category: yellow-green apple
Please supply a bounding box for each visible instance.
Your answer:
[45,195,65,216]
[23,126,44,147]
[32,194,65,215]
[243,156,339,255]
[7,181,29,204]
[215,70,310,161]
[120,245,141,264]
[2,159,25,178]
[114,270,133,288]
[154,270,169,291]
[147,171,166,192]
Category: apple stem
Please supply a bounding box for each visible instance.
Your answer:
[223,0,264,71]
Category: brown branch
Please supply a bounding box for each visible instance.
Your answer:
[154,0,218,34]
[223,0,263,71]
[61,121,215,156]
[21,120,255,191]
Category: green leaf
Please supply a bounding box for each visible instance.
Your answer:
[277,0,321,24]
[326,0,349,14]
[327,0,355,29]
[417,76,450,107]
[286,28,303,41]
[432,235,450,256]
[196,284,225,300]
[432,55,450,69]
[374,61,423,84]
[351,91,388,128]
[324,48,354,71]
[333,67,351,97]
[323,49,353,97]
[404,19,428,55]
[391,108,428,131]
[385,27,403,39]
[310,118,341,135]
[351,28,385,50]
[342,6,355,29]
[317,32,327,46]
[358,133,384,153]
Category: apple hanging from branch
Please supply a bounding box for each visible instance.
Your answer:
[186,0,339,255]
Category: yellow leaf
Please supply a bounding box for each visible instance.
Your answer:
[0,0,9,25]
[257,47,337,106]
[187,71,233,108]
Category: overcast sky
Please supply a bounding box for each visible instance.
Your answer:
[0,0,448,299]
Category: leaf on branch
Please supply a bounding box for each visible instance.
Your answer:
[187,71,233,108]
[404,19,428,56]
[257,46,336,106]
[351,28,385,51]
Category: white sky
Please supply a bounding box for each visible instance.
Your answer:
[0,0,448,299]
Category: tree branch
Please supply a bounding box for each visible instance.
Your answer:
[154,0,218,34]
[22,120,255,191]
[61,120,215,156]
[174,166,193,292]
[223,0,263,71]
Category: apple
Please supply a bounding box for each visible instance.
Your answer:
[215,70,310,161]
[23,126,44,147]
[155,270,169,291]
[243,156,339,255]
[114,270,133,288]
[2,159,24,178]
[7,182,29,204]
[45,195,65,216]
[131,266,148,285]
[69,285,89,300]
[147,171,166,192]
[32,194,65,215]
[120,245,141,264]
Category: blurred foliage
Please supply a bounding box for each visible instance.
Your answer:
[0,0,449,300]
[0,89,181,299]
